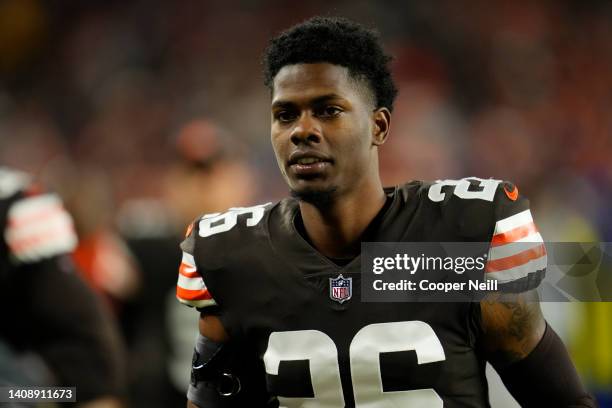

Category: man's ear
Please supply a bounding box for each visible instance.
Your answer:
[372,107,391,146]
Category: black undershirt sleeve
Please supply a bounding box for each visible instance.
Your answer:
[187,333,274,408]
[495,323,598,408]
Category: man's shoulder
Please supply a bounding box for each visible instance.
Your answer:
[176,200,286,310]
[399,177,533,240]
[181,202,279,262]
[405,177,544,291]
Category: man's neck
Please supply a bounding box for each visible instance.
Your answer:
[298,181,387,259]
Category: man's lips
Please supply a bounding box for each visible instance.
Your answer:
[287,150,333,166]
[287,151,333,177]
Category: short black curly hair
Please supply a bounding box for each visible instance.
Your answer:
[263,16,398,111]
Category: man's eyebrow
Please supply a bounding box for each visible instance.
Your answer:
[271,93,346,109]
[311,94,346,105]
[271,100,295,110]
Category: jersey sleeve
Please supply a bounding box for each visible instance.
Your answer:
[484,181,546,292]
[4,191,78,265]
[176,220,218,309]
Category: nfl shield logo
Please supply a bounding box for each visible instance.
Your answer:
[329,274,352,304]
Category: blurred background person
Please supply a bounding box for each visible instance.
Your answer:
[66,165,141,315]
[0,166,126,407]
[117,118,257,407]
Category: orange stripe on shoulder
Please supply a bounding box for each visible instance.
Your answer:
[179,262,199,278]
[185,223,194,238]
[491,222,538,247]
[485,244,546,272]
[176,286,213,301]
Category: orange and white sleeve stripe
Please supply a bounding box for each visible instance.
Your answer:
[485,209,547,283]
[176,251,217,308]
[5,194,78,264]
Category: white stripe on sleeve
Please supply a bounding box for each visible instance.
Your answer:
[493,209,533,234]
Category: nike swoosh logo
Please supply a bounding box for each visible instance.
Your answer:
[504,184,519,201]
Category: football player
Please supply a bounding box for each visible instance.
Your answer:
[177,17,596,407]
[0,167,126,407]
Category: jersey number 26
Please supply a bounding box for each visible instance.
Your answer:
[264,321,445,407]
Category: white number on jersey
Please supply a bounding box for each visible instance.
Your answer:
[198,203,271,238]
[263,321,446,407]
[428,177,501,202]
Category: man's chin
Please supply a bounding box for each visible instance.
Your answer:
[290,186,338,206]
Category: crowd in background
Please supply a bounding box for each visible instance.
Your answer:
[0,0,610,406]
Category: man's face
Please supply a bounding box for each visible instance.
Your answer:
[270,63,378,202]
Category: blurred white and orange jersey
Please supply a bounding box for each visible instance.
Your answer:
[0,167,77,269]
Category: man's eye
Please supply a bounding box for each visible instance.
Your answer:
[275,111,297,123]
[318,106,343,118]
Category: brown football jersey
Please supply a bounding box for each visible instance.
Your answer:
[177,178,546,407]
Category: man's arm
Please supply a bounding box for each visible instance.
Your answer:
[187,315,270,408]
[187,315,230,408]
[199,315,230,342]
[481,292,597,407]
[480,291,545,367]
[178,219,271,407]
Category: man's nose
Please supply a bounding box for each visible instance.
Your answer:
[290,113,321,145]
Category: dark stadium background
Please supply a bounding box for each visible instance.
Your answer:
[0,0,610,406]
